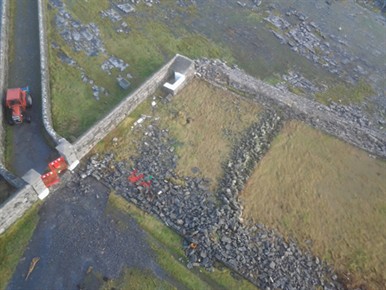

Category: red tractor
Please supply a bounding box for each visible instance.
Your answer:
[3,86,32,125]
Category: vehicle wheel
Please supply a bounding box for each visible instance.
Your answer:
[26,94,32,108]
[5,108,13,125]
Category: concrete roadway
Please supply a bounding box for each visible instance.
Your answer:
[7,0,56,176]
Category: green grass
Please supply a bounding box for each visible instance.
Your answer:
[287,85,306,95]
[7,0,16,65]
[0,204,40,290]
[102,268,176,290]
[47,0,233,139]
[107,193,258,290]
[92,96,153,161]
[94,80,261,190]
[241,121,386,289]
[3,126,14,172]
[263,74,282,86]
[315,79,374,105]
[81,267,175,290]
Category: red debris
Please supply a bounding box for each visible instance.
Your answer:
[128,169,145,183]
[41,156,68,188]
[48,156,68,174]
[41,171,60,187]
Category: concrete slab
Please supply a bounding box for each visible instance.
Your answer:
[22,169,49,200]
[56,139,80,171]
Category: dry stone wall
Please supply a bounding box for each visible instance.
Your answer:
[74,54,194,160]
[0,0,50,236]
[0,0,196,234]
[38,0,63,145]
[83,112,342,289]
[196,59,386,159]
[0,185,38,235]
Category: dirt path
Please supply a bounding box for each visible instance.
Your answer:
[6,176,170,290]
[7,0,56,176]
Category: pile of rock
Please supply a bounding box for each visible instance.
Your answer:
[54,8,105,56]
[80,114,343,289]
[101,56,129,75]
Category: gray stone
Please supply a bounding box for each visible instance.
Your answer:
[117,77,130,90]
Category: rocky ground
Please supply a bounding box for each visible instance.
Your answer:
[49,0,386,131]
[82,109,344,289]
[239,0,386,132]
[5,0,384,289]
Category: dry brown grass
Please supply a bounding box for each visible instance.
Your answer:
[158,79,261,188]
[240,121,386,289]
[96,79,261,190]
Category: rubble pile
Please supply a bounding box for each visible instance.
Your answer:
[80,113,343,289]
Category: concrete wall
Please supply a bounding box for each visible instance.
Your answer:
[0,0,10,164]
[74,54,195,160]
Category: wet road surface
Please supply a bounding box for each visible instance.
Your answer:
[7,0,56,176]
[7,177,171,290]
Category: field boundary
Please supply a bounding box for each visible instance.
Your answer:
[196,59,386,158]
[38,0,63,144]
[73,54,195,160]
[0,0,195,234]
[0,0,10,164]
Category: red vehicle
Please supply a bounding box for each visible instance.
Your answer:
[3,86,32,125]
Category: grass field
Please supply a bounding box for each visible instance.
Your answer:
[101,268,175,290]
[105,193,258,290]
[95,79,261,189]
[157,80,261,188]
[93,79,261,289]
[47,0,233,139]
[240,121,386,289]
[0,205,40,290]
[315,79,374,105]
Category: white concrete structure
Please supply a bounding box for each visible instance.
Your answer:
[22,169,49,200]
[163,72,186,95]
